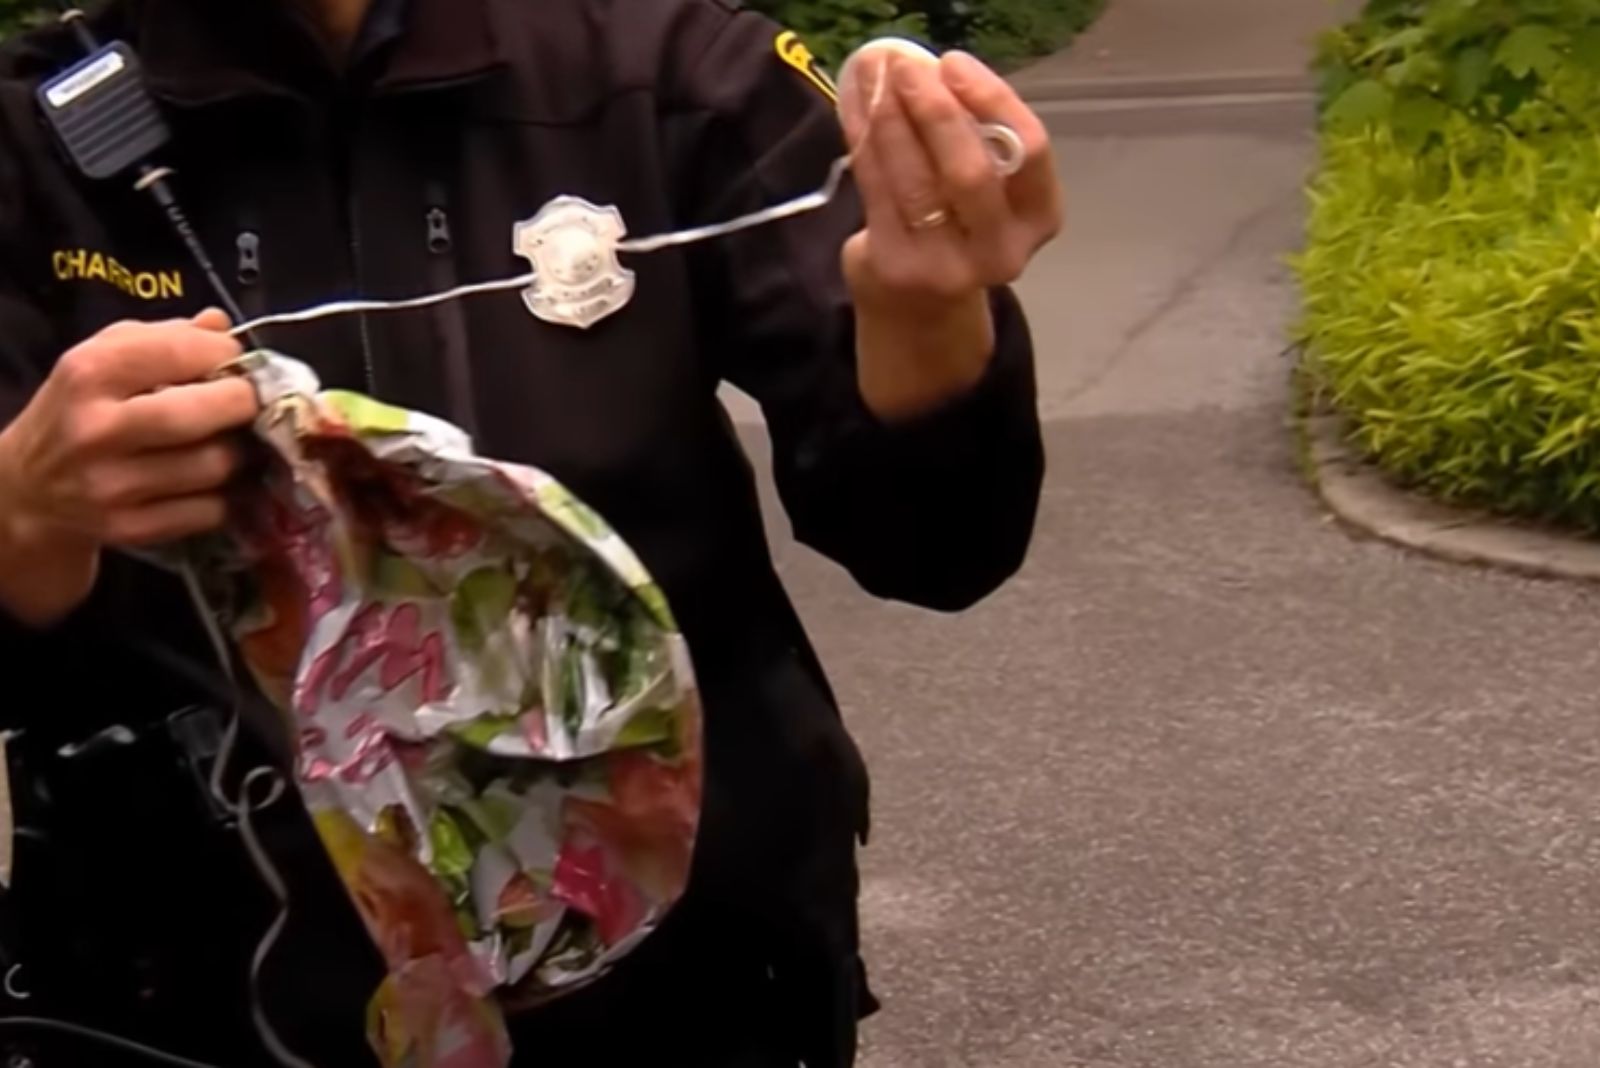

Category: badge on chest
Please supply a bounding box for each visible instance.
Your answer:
[512,196,636,330]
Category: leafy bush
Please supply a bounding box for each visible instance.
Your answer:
[0,0,1096,69]
[1297,108,1600,527]
[899,0,976,49]
[750,0,1102,69]
[0,0,44,37]
[746,0,928,68]
[968,0,1106,69]
[1297,0,1600,529]
[1316,0,1600,147]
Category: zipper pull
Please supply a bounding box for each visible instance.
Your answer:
[236,231,261,286]
[426,207,452,255]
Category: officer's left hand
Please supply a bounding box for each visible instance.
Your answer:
[839,49,1062,310]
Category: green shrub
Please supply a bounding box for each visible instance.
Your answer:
[1299,0,1600,529]
[750,0,1102,69]
[968,0,1105,69]
[899,0,975,49]
[746,0,928,69]
[1296,119,1600,528]
[0,0,44,37]
[1316,0,1600,146]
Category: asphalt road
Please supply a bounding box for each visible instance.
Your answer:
[736,103,1600,1068]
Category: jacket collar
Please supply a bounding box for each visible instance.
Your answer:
[137,0,507,105]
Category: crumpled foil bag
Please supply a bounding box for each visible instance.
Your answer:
[188,352,703,1067]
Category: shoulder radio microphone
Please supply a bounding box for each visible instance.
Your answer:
[35,5,255,342]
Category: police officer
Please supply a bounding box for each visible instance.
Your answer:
[0,0,1058,1064]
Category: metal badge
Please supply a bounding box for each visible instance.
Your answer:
[512,196,636,330]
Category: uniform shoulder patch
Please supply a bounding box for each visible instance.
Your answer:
[775,31,839,103]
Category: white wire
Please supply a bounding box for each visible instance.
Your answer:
[224,154,859,337]
[236,767,319,1068]
[230,272,538,338]
[616,154,855,254]
[225,49,1022,341]
[175,561,314,1068]
[224,64,899,338]
[0,1018,231,1068]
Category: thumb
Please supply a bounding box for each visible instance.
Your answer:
[191,307,234,333]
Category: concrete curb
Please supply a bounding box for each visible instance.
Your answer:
[1012,68,1316,137]
[1012,70,1313,102]
[1029,90,1316,137]
[1305,412,1600,583]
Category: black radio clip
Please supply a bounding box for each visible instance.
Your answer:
[35,7,252,336]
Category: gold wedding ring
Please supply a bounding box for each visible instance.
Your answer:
[911,207,952,231]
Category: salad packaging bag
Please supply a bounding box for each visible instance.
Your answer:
[182,352,703,1067]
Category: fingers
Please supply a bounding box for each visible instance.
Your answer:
[59,318,243,399]
[874,58,956,232]
[850,142,905,244]
[940,51,1048,155]
[941,52,1060,225]
[192,307,234,333]
[114,377,259,450]
[115,320,244,394]
[845,58,913,250]
[83,438,243,510]
[847,49,1063,299]
[894,53,1010,243]
[839,47,879,152]
[103,494,231,547]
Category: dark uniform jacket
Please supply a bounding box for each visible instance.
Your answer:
[0,0,1043,1064]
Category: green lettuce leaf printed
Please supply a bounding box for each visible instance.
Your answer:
[536,481,611,542]
[428,809,476,881]
[322,390,412,433]
[451,566,518,653]
[564,575,604,631]
[451,890,480,942]
[505,924,536,961]
[450,713,522,750]
[623,611,664,695]
[435,807,492,940]
[372,553,439,598]
[613,705,677,750]
[558,643,585,738]
[634,582,675,629]
[525,549,564,601]
[438,482,516,526]
[566,566,630,643]
[456,793,522,845]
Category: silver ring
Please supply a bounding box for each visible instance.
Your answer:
[910,207,952,231]
[980,124,1027,178]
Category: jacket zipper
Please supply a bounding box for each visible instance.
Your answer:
[423,182,480,436]
[350,198,377,396]
[236,231,261,287]
[336,98,378,396]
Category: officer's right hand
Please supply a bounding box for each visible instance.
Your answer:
[0,309,257,625]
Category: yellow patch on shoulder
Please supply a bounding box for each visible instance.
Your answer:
[775,30,839,103]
